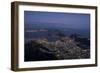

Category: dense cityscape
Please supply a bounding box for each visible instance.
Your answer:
[25,32,90,61]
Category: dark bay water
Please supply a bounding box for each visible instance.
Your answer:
[24,28,90,43]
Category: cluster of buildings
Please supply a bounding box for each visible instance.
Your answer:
[34,36,90,59]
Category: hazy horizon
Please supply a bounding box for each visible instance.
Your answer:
[24,11,90,30]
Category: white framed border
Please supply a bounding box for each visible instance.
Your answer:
[18,5,96,68]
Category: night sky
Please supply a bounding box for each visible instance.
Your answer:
[24,11,90,30]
